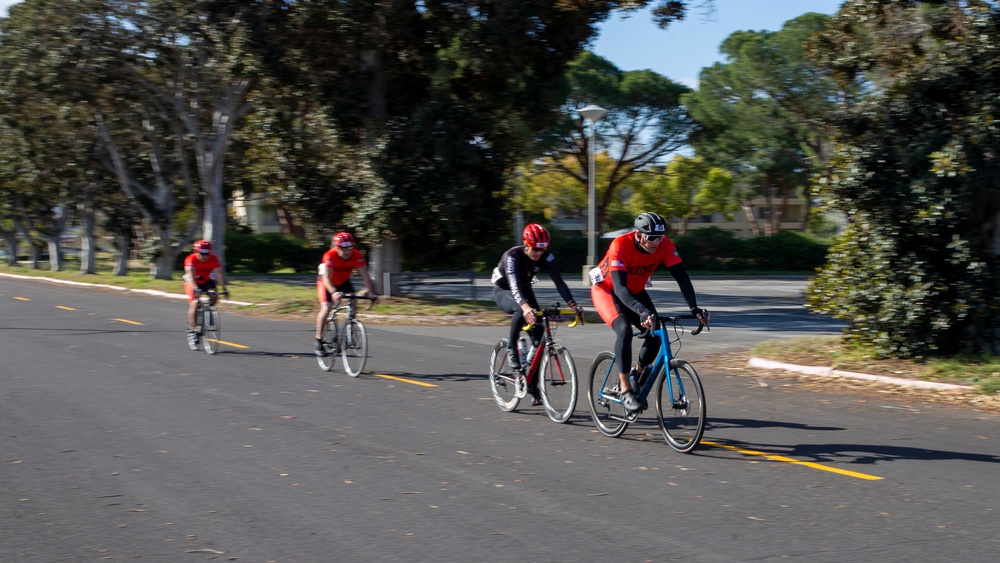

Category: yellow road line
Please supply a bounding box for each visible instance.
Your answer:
[205,338,250,349]
[371,373,439,387]
[14,296,30,301]
[55,306,76,311]
[701,440,884,481]
[111,318,143,325]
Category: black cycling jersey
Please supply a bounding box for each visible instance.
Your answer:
[492,245,575,308]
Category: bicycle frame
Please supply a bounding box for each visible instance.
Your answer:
[520,307,582,384]
[595,315,701,408]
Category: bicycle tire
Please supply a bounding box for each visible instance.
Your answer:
[203,307,221,355]
[587,351,629,437]
[539,345,578,423]
[317,319,338,372]
[655,360,706,453]
[341,319,368,377]
[489,338,521,411]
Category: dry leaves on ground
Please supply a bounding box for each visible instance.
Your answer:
[701,351,1000,415]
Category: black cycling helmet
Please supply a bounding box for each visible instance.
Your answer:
[634,212,667,236]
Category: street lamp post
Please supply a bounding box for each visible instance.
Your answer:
[579,104,607,284]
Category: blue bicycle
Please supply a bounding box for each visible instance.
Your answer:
[587,313,708,453]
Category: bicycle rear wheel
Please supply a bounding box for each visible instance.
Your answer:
[539,345,577,423]
[341,319,368,377]
[203,308,221,355]
[489,338,521,411]
[587,351,629,437]
[317,321,338,372]
[655,360,706,453]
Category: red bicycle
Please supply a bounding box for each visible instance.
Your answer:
[488,304,583,423]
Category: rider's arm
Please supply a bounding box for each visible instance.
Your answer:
[321,264,337,293]
[667,263,699,311]
[610,270,651,318]
[541,255,578,309]
[503,253,534,317]
[213,266,227,288]
[357,264,379,300]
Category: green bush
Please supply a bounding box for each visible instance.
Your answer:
[672,227,827,273]
[225,232,318,274]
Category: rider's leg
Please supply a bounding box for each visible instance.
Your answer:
[493,287,525,370]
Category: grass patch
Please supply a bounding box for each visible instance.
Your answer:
[750,336,1000,395]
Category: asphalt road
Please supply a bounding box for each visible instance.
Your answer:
[2,276,999,562]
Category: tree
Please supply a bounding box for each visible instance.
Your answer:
[530,51,695,235]
[805,0,1000,357]
[258,2,703,275]
[682,13,842,235]
[631,156,735,234]
[0,0,111,272]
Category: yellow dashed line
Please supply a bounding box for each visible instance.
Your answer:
[55,306,76,311]
[111,318,144,325]
[371,373,439,387]
[14,296,30,301]
[701,440,884,481]
[206,339,250,349]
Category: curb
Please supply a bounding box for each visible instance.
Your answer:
[748,357,974,391]
[0,273,254,306]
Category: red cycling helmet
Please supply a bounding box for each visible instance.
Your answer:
[193,239,212,254]
[523,223,550,249]
[332,232,355,249]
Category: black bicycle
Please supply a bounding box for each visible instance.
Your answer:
[317,294,376,376]
[192,288,228,355]
[488,304,583,423]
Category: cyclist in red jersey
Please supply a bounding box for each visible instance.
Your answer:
[314,232,379,357]
[183,240,228,349]
[590,212,709,411]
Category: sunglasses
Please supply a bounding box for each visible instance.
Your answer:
[644,235,663,242]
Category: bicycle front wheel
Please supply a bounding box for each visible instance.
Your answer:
[587,351,629,437]
[539,345,578,423]
[203,308,222,355]
[655,360,706,453]
[317,320,338,372]
[341,319,368,377]
[489,338,521,411]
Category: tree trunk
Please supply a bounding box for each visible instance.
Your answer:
[368,236,401,295]
[79,200,97,274]
[740,202,761,237]
[0,230,17,266]
[113,232,130,276]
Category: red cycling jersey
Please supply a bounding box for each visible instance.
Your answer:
[595,232,682,294]
[319,248,367,286]
[184,253,222,284]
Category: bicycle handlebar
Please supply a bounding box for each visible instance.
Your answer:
[635,313,709,339]
[195,288,229,299]
[524,304,585,330]
[338,293,378,310]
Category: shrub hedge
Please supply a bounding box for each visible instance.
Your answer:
[218,227,828,275]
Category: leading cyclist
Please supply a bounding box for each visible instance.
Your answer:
[590,212,709,412]
[492,223,583,405]
[315,232,379,357]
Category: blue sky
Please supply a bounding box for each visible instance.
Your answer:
[591,0,844,88]
[1,0,843,88]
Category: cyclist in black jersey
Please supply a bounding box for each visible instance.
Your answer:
[492,224,583,403]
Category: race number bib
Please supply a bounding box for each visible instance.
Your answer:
[588,266,604,286]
